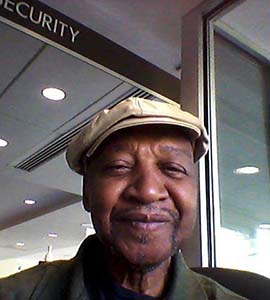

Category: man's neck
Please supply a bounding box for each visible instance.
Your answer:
[105,253,171,298]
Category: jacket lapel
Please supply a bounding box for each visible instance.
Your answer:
[66,236,103,300]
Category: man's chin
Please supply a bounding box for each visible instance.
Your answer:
[111,239,176,270]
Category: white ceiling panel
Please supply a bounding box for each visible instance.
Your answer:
[0,44,123,132]
[0,113,49,168]
[0,22,43,92]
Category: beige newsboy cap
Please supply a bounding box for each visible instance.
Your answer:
[66,97,209,174]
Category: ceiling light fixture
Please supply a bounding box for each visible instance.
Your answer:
[233,166,259,175]
[0,138,8,147]
[42,87,66,101]
[16,242,25,247]
[24,199,36,205]
[48,233,58,238]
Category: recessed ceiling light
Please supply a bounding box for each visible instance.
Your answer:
[0,138,8,147]
[259,224,270,229]
[42,87,66,101]
[24,199,36,205]
[48,233,58,238]
[233,166,259,175]
[16,242,25,247]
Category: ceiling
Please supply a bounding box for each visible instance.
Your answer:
[38,0,204,78]
[0,0,269,266]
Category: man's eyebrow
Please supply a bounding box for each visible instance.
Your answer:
[109,143,132,152]
[159,145,193,159]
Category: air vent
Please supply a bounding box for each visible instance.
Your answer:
[14,89,155,172]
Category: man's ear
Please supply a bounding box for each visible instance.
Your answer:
[82,175,91,212]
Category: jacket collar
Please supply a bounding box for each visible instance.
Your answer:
[66,237,94,300]
[169,251,209,300]
[67,261,88,300]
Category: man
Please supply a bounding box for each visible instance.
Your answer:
[0,97,247,299]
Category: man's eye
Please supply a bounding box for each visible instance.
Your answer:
[161,163,188,177]
[111,165,129,171]
[103,162,132,175]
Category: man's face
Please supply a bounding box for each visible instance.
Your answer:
[83,125,198,268]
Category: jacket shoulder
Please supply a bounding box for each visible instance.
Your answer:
[0,260,71,300]
[193,271,249,300]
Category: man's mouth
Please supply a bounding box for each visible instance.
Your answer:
[113,211,173,230]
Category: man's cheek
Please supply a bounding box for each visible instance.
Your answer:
[91,203,109,219]
[92,213,110,236]
[174,188,197,213]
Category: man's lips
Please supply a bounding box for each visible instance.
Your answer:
[113,210,175,230]
[115,212,172,223]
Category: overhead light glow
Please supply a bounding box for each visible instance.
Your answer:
[48,233,58,238]
[0,138,8,147]
[233,166,259,175]
[24,199,36,205]
[259,224,270,229]
[42,87,66,101]
[16,242,25,247]
[80,223,93,228]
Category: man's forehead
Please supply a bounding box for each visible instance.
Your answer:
[159,145,193,159]
[96,125,194,156]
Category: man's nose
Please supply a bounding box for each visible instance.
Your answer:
[123,168,169,204]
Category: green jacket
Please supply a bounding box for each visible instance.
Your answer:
[0,236,247,300]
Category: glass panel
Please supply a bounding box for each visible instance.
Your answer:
[213,18,270,277]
